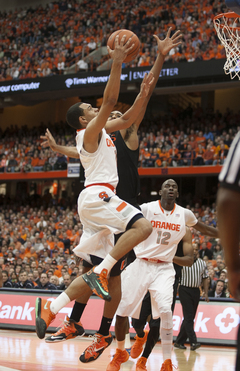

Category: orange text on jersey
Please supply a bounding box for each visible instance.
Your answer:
[106,138,115,147]
[151,221,181,231]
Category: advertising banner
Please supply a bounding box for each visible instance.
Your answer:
[0,291,238,345]
[0,60,226,97]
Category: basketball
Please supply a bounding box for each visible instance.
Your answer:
[107,29,141,63]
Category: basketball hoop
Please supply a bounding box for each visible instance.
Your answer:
[213,12,240,79]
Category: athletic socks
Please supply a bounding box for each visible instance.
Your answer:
[160,327,173,361]
[70,302,87,322]
[94,254,117,275]
[50,292,71,314]
[98,316,113,336]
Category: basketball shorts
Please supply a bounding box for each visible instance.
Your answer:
[73,185,143,260]
[116,258,175,319]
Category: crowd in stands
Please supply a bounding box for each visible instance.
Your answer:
[0,193,231,299]
[0,199,84,290]
[0,0,228,81]
[0,106,239,172]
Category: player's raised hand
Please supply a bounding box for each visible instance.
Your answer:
[139,72,155,99]
[107,34,135,63]
[40,129,57,151]
[154,27,182,56]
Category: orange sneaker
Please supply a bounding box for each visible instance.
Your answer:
[35,298,56,339]
[82,267,111,301]
[130,330,149,359]
[106,348,129,371]
[136,356,148,371]
[160,359,176,371]
[79,332,113,363]
[45,316,85,343]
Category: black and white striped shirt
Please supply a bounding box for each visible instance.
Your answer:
[180,258,208,288]
[219,131,240,192]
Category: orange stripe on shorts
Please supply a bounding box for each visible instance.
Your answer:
[116,202,127,212]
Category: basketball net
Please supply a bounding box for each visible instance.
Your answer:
[213,12,240,79]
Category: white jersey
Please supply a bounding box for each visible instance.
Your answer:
[76,128,118,188]
[135,200,197,262]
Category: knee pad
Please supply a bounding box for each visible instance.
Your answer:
[160,311,172,330]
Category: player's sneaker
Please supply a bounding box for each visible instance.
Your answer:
[106,348,129,371]
[79,332,113,363]
[160,359,176,371]
[125,347,132,355]
[82,267,111,301]
[136,356,148,371]
[45,316,85,343]
[35,298,56,339]
[130,330,149,358]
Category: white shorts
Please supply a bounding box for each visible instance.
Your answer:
[73,185,142,260]
[116,258,175,319]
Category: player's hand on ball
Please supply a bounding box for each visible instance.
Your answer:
[107,34,135,63]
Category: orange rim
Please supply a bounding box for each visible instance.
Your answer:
[213,12,240,31]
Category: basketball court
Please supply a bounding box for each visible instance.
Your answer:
[0,329,236,371]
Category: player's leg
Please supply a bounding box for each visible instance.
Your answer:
[80,255,126,363]
[107,259,149,371]
[35,274,92,339]
[149,263,175,371]
[45,264,92,343]
[131,292,151,359]
[82,201,152,300]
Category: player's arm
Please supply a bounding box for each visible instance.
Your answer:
[202,277,209,302]
[83,36,134,152]
[116,27,182,148]
[40,129,79,158]
[193,220,219,238]
[217,186,240,300]
[173,227,194,267]
[104,72,154,133]
[132,27,182,130]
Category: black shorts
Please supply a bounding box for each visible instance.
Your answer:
[83,254,129,277]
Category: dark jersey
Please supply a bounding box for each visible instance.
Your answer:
[111,131,140,208]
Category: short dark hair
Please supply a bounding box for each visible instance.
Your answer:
[66,103,84,129]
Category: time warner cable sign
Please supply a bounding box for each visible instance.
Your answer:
[64,67,179,88]
[0,60,225,96]
[0,67,179,96]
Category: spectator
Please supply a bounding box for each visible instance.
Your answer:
[36,272,57,290]
[212,243,224,260]
[203,144,214,165]
[15,270,34,289]
[50,275,60,287]
[76,57,88,72]
[58,273,71,290]
[6,154,18,173]
[208,279,226,298]
[199,242,213,260]
[2,270,13,287]
[54,153,67,170]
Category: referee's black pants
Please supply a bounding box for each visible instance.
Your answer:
[176,285,200,345]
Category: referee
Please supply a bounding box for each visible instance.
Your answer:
[174,243,209,350]
[217,131,240,371]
